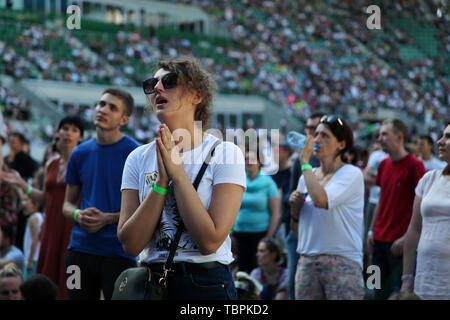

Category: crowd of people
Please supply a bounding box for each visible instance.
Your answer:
[1,0,448,147]
[332,0,449,126]
[170,0,449,133]
[0,21,130,86]
[0,82,32,121]
[0,55,449,301]
[0,0,448,302]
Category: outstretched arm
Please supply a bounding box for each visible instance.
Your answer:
[1,169,45,204]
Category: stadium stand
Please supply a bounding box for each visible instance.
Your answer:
[0,0,448,152]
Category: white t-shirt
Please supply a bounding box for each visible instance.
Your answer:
[23,212,44,265]
[420,157,447,171]
[121,134,246,265]
[367,150,389,204]
[296,164,364,268]
[414,169,450,300]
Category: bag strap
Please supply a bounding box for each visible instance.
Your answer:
[159,140,221,285]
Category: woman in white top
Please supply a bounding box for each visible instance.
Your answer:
[118,57,246,300]
[289,115,365,300]
[401,122,450,299]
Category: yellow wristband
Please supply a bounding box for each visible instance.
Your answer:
[74,209,81,223]
[152,183,168,195]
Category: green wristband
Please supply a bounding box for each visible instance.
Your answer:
[152,183,168,195]
[25,185,32,195]
[74,209,80,223]
[301,164,313,171]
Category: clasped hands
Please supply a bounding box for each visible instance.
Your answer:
[155,124,185,186]
[76,207,109,233]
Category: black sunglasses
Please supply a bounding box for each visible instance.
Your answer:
[320,115,343,127]
[142,72,178,95]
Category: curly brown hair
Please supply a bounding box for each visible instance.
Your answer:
[154,56,217,129]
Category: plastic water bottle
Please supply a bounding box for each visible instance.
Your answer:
[287,131,319,151]
[287,131,307,149]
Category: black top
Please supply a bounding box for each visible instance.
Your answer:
[4,151,38,180]
[272,167,292,225]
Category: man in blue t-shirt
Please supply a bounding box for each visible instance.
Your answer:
[63,88,140,300]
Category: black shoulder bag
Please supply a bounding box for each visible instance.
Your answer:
[112,140,221,300]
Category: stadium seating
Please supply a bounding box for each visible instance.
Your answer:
[0,0,448,148]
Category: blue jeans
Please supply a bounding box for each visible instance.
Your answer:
[286,231,300,300]
[166,264,237,300]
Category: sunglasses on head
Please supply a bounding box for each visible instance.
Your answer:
[142,72,178,95]
[320,115,343,127]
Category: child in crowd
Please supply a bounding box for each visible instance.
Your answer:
[22,197,43,279]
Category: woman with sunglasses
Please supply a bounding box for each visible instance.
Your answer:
[289,115,365,300]
[118,57,246,300]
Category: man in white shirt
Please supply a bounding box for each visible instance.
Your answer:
[417,135,446,171]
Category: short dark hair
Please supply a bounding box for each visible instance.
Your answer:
[419,135,434,146]
[382,119,409,143]
[20,274,58,300]
[0,223,15,241]
[9,132,27,144]
[102,87,134,116]
[309,112,326,121]
[58,115,85,139]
